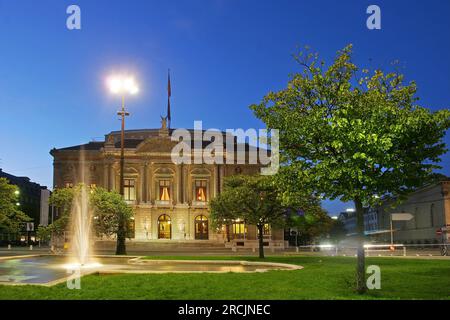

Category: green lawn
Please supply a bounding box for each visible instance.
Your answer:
[0,256,449,300]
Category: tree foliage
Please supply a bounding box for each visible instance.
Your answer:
[210,175,323,258]
[90,187,133,238]
[38,185,133,242]
[287,209,334,244]
[0,178,31,234]
[251,44,450,292]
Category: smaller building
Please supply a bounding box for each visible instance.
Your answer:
[338,208,378,236]
[377,180,450,244]
[0,168,51,244]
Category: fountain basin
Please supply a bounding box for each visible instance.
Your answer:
[0,255,302,286]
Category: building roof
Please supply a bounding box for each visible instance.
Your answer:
[0,168,47,190]
[51,128,266,154]
[56,141,105,151]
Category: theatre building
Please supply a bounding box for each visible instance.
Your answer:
[50,122,285,248]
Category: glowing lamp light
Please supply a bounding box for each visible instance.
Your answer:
[107,76,139,95]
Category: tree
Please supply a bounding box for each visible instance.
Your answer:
[251,44,450,292]
[90,187,133,240]
[210,175,286,258]
[328,219,347,243]
[286,208,333,245]
[0,178,31,235]
[39,184,133,253]
[46,187,75,236]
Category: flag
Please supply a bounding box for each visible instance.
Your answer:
[167,69,171,127]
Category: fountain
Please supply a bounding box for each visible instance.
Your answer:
[69,184,92,266]
[65,149,98,269]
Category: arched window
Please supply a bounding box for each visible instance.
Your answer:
[195,215,209,240]
[158,214,171,239]
[430,204,435,227]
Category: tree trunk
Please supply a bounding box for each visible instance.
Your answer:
[226,224,230,242]
[116,216,127,255]
[354,197,366,293]
[257,224,265,259]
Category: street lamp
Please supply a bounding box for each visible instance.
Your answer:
[107,75,139,255]
[107,75,139,196]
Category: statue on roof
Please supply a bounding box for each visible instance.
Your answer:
[160,116,168,130]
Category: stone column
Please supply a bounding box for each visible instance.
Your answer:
[110,163,116,192]
[149,162,153,203]
[443,182,450,226]
[214,164,219,198]
[139,164,145,203]
[176,165,182,204]
[182,164,187,204]
[143,161,148,203]
[103,163,109,190]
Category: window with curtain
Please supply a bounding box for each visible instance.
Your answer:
[195,180,207,202]
[159,180,171,201]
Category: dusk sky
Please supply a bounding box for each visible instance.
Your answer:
[0,0,449,215]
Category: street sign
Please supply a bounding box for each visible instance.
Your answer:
[391,213,414,221]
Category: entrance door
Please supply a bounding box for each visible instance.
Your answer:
[195,215,209,240]
[158,214,171,239]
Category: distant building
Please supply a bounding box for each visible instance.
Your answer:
[338,180,450,244]
[376,180,450,244]
[338,208,378,236]
[0,168,51,243]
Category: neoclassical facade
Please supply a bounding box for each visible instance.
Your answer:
[376,180,450,244]
[50,125,284,245]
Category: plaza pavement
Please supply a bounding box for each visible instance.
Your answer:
[0,246,449,259]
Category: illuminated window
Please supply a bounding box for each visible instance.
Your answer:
[232,220,246,239]
[159,180,171,201]
[260,223,271,236]
[124,179,136,201]
[195,215,209,240]
[65,182,73,188]
[195,180,207,202]
[158,214,171,239]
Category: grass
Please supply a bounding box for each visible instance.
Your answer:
[0,256,449,300]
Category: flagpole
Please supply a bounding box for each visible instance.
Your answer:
[167,69,171,129]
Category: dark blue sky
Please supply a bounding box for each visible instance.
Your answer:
[0,0,449,215]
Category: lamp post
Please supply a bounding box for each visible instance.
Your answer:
[108,75,138,255]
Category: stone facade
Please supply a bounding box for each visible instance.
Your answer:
[376,181,450,244]
[50,126,284,245]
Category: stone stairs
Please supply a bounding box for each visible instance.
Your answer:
[94,240,230,253]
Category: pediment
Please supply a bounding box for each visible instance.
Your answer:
[136,136,178,153]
